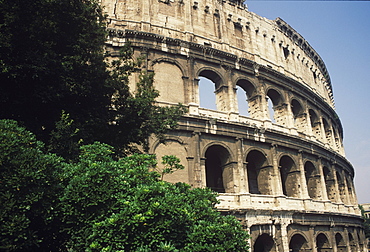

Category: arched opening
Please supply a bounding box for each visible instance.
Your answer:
[205,145,232,193]
[346,176,355,205]
[291,99,305,132]
[336,170,347,204]
[246,150,271,195]
[332,127,341,151]
[289,234,309,252]
[279,156,300,198]
[316,233,332,252]
[323,118,332,145]
[199,77,216,110]
[266,89,282,123]
[198,70,227,112]
[304,161,320,200]
[236,79,255,117]
[323,166,336,202]
[253,233,276,252]
[335,233,346,252]
[348,232,357,251]
[309,109,321,140]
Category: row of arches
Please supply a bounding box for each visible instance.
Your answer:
[253,231,361,252]
[198,73,343,153]
[150,59,343,154]
[204,144,356,205]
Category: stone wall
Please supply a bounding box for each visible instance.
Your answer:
[100,0,365,251]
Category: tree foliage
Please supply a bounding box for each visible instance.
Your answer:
[0,120,249,251]
[0,0,186,158]
[0,120,63,251]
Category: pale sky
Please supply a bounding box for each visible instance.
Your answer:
[245,0,370,204]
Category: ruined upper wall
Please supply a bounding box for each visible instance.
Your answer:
[100,0,334,107]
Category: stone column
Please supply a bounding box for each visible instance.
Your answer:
[331,163,341,203]
[192,131,202,188]
[236,137,247,193]
[298,151,309,199]
[280,222,290,252]
[309,226,317,252]
[271,144,283,195]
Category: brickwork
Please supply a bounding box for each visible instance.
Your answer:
[101,0,366,250]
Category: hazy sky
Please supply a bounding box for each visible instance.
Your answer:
[244,0,370,204]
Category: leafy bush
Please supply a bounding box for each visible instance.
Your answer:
[0,120,63,251]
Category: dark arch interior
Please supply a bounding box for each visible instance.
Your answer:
[205,145,230,193]
[291,99,303,117]
[267,89,281,106]
[246,150,268,195]
[279,156,297,197]
[309,109,318,127]
[316,233,330,251]
[237,79,256,98]
[254,233,275,252]
[305,161,318,199]
[199,69,222,88]
[289,234,309,252]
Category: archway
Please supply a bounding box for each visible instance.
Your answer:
[291,99,305,133]
[236,79,256,117]
[323,118,332,146]
[316,233,332,252]
[253,233,276,252]
[205,145,232,193]
[309,109,321,140]
[304,161,320,199]
[323,166,336,202]
[199,76,216,110]
[266,89,282,123]
[335,233,346,252]
[246,150,271,195]
[289,234,309,252]
[198,70,227,112]
[279,156,300,197]
[336,170,347,204]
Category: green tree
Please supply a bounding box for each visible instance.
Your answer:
[0,120,63,251]
[0,0,185,158]
[0,121,249,251]
[60,143,249,251]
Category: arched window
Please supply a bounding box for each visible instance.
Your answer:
[199,77,216,110]
[198,70,227,112]
[291,99,305,132]
[309,109,321,139]
[323,118,332,145]
[305,161,320,200]
[323,166,336,202]
[336,169,347,204]
[279,156,300,198]
[236,79,255,117]
[266,89,282,123]
[316,233,331,252]
[254,233,276,252]
[205,145,232,193]
[246,150,271,195]
[335,233,346,252]
[289,234,309,252]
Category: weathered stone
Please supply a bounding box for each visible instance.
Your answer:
[101,0,366,250]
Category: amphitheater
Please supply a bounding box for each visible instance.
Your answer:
[101,0,366,250]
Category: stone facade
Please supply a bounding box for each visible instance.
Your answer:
[100,0,366,250]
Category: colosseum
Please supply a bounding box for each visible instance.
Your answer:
[100,0,366,250]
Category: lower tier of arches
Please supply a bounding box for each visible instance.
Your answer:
[228,209,366,252]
